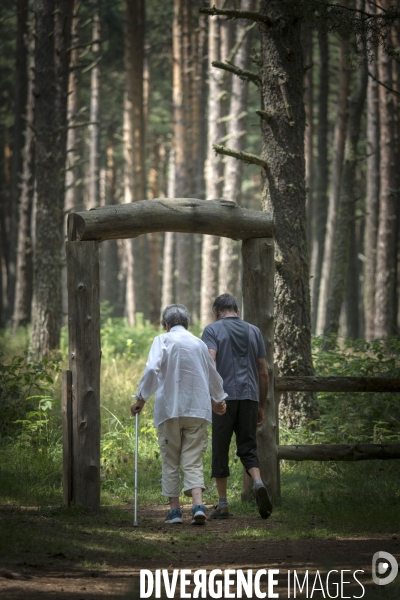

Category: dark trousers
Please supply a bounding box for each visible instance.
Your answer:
[211,399,260,478]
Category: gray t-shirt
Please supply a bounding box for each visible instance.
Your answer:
[201,317,266,402]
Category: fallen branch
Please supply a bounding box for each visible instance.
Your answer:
[213,144,267,169]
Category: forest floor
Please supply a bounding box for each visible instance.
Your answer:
[1,503,399,600]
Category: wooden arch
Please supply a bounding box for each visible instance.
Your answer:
[63,199,276,510]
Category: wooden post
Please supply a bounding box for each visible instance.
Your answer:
[62,370,72,507]
[66,241,101,511]
[242,237,279,502]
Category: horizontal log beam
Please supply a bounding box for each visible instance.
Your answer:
[278,443,400,461]
[67,198,274,242]
[275,376,400,393]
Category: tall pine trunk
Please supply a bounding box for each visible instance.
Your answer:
[316,23,350,335]
[374,0,397,338]
[123,0,145,325]
[258,0,317,426]
[13,37,35,331]
[88,2,101,210]
[310,29,329,333]
[219,0,254,298]
[302,21,314,256]
[364,32,380,341]
[200,6,224,326]
[324,5,368,337]
[8,0,29,321]
[31,0,72,355]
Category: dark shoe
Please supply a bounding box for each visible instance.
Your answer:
[254,483,272,519]
[191,504,206,525]
[209,505,230,519]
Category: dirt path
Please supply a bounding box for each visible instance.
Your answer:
[1,504,399,599]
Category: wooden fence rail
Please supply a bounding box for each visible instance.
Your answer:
[275,376,400,393]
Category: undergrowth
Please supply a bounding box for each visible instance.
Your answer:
[0,313,399,537]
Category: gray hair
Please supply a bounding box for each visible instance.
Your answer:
[161,304,190,330]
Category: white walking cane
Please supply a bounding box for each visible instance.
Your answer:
[132,395,139,527]
[134,411,139,526]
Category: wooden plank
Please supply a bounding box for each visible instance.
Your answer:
[67,198,274,242]
[66,241,101,511]
[242,237,279,502]
[62,370,73,507]
[278,443,400,461]
[275,376,400,393]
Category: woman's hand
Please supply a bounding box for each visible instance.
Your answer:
[131,398,145,415]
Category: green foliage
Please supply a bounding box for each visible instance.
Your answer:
[0,351,62,439]
[281,336,400,446]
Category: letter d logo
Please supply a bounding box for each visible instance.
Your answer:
[372,551,398,586]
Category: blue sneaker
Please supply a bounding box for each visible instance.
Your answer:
[165,508,183,524]
[191,504,206,525]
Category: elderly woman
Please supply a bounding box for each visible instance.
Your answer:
[131,304,227,525]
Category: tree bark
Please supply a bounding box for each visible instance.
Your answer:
[31,0,72,355]
[148,140,161,325]
[374,0,397,338]
[258,0,317,426]
[8,0,29,321]
[324,6,368,338]
[87,1,101,210]
[316,19,351,336]
[364,33,380,341]
[219,0,255,298]
[12,40,35,331]
[310,29,329,334]
[200,4,224,326]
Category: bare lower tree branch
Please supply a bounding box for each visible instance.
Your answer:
[213,143,267,168]
[199,6,272,26]
[212,60,261,86]
[368,69,400,95]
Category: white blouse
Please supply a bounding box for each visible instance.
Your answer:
[136,326,227,427]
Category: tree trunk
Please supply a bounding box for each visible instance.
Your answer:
[173,0,193,312]
[148,140,161,325]
[374,0,397,338]
[200,4,224,326]
[12,40,35,331]
[161,151,176,312]
[302,20,314,257]
[219,0,255,298]
[316,20,350,335]
[31,0,72,355]
[324,5,368,338]
[88,2,101,210]
[100,125,121,314]
[123,0,146,325]
[65,2,82,215]
[364,32,380,341]
[190,14,208,323]
[343,216,360,339]
[310,29,329,333]
[8,0,29,321]
[258,0,317,426]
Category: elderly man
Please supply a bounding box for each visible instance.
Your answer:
[131,304,226,525]
[201,293,272,520]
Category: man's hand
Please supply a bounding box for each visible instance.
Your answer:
[212,399,226,415]
[131,398,145,416]
[256,406,264,427]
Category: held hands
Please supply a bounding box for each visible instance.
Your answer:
[131,398,145,416]
[212,399,226,415]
